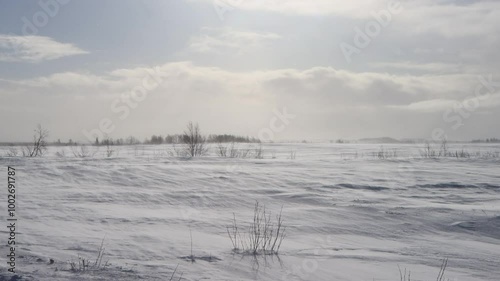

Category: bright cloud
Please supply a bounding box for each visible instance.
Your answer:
[188,28,281,54]
[208,0,391,17]
[0,35,88,63]
[203,0,500,38]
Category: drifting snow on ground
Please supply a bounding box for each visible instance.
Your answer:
[0,143,499,280]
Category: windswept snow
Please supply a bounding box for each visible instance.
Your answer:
[0,143,499,280]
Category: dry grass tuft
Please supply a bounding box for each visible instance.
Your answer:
[398,258,449,281]
[68,237,108,273]
[227,202,286,255]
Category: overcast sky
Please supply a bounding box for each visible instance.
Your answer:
[1,0,499,142]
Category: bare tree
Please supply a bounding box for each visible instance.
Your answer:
[22,124,49,157]
[102,136,115,158]
[182,122,208,157]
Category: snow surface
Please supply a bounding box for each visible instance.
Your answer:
[0,143,499,281]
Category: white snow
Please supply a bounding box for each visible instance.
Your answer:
[0,143,499,280]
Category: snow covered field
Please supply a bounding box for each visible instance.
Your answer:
[1,143,499,281]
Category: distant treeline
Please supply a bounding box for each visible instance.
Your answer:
[50,136,143,146]
[145,134,259,145]
[471,138,500,143]
[207,134,260,143]
[90,134,260,146]
[1,134,260,147]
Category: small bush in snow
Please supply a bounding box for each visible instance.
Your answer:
[227,202,286,255]
[68,238,108,273]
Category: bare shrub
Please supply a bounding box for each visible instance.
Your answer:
[69,256,93,273]
[181,122,208,157]
[419,140,477,159]
[420,141,438,158]
[22,124,49,157]
[71,145,97,158]
[5,147,19,157]
[105,140,115,158]
[452,149,471,158]
[68,237,108,273]
[374,146,397,159]
[216,142,255,159]
[228,142,239,158]
[238,147,251,158]
[100,136,116,158]
[216,142,228,157]
[227,202,286,255]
